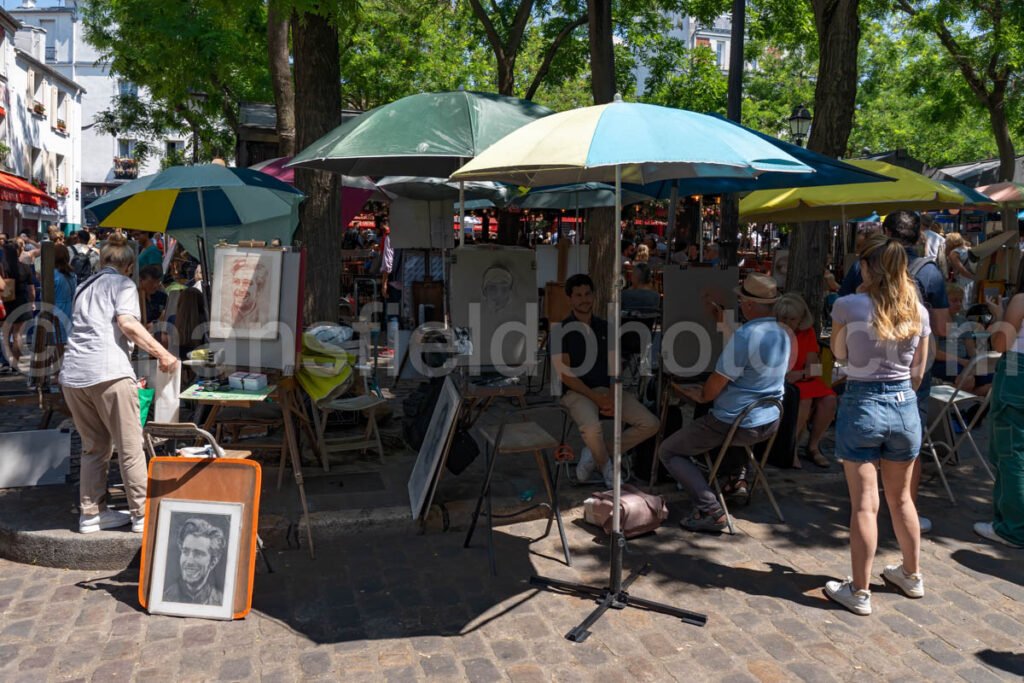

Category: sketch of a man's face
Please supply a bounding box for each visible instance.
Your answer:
[230,259,268,319]
[481,266,513,313]
[176,518,224,593]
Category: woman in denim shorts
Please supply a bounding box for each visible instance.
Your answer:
[825,234,932,615]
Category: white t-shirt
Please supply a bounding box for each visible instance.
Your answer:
[59,268,142,388]
[831,293,930,382]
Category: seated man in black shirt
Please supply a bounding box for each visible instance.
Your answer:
[553,274,659,488]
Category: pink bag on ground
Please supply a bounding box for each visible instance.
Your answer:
[584,484,669,538]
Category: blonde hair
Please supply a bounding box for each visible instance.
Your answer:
[635,244,650,263]
[859,233,922,341]
[100,231,135,274]
[944,231,966,254]
[946,282,964,301]
[774,293,813,331]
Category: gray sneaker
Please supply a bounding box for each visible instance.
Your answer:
[79,509,131,534]
[824,578,872,615]
[881,564,924,598]
[575,447,596,484]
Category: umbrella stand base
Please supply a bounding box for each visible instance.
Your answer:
[528,532,707,642]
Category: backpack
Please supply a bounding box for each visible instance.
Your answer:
[584,484,668,538]
[908,256,937,304]
[70,246,95,283]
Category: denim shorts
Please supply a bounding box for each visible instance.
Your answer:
[836,379,921,462]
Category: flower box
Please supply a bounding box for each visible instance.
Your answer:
[32,102,46,116]
[56,119,66,132]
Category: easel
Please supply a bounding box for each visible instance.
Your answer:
[183,375,320,558]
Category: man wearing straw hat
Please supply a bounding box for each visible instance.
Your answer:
[660,273,794,533]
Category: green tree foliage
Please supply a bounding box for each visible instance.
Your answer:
[81,0,271,164]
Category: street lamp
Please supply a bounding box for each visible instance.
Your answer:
[788,104,812,147]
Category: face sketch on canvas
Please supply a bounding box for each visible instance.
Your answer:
[481,265,514,313]
[225,256,269,328]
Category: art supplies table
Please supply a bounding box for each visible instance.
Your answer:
[181,377,318,558]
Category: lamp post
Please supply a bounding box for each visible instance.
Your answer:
[788,104,812,147]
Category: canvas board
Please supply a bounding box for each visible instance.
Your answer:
[389,198,455,249]
[661,266,738,378]
[210,247,283,340]
[450,246,538,370]
[209,246,303,373]
[0,429,70,488]
[535,244,590,287]
[407,377,461,519]
[148,499,243,620]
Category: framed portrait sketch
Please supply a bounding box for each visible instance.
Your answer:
[209,247,283,340]
[407,376,462,519]
[147,499,243,620]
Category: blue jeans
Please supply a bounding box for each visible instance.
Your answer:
[837,379,921,462]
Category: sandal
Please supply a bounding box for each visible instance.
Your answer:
[680,508,729,533]
[721,477,749,503]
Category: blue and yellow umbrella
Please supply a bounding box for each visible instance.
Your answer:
[85,164,305,239]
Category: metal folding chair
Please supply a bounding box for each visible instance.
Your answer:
[922,352,1000,505]
[312,364,387,471]
[703,397,786,534]
[464,404,573,575]
[143,422,252,460]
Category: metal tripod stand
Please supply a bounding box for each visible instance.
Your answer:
[528,166,707,643]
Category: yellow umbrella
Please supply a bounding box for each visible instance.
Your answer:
[740,160,974,222]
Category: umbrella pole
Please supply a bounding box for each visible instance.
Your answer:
[529,165,707,642]
[666,180,679,245]
[459,179,466,248]
[198,187,212,312]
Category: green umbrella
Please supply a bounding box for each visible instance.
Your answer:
[288,91,553,177]
[514,183,653,210]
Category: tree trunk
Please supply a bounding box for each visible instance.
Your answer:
[268,3,296,156]
[497,57,515,96]
[787,0,860,329]
[987,90,1018,232]
[585,0,617,309]
[587,0,616,105]
[719,0,747,268]
[292,9,342,324]
[496,210,520,245]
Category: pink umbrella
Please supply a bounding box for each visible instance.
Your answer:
[977,181,1024,207]
[250,156,381,230]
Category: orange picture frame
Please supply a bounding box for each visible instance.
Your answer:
[137,457,262,619]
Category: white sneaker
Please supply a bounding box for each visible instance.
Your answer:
[602,458,616,489]
[919,516,932,534]
[79,509,131,534]
[974,522,1023,549]
[824,578,872,616]
[131,514,145,534]
[882,564,924,598]
[575,447,596,484]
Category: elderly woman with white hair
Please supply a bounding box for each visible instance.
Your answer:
[775,293,836,468]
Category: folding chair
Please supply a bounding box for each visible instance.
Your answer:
[143,422,253,460]
[922,352,1000,505]
[312,364,387,471]
[621,309,660,398]
[703,397,786,534]
[464,404,573,576]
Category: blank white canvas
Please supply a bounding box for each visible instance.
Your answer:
[0,430,70,488]
[535,244,590,287]
[389,198,455,249]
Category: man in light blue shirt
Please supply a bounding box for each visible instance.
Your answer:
[659,272,794,533]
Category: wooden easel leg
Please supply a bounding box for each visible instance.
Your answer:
[649,378,671,488]
[281,388,315,558]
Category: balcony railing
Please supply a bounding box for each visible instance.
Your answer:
[113,157,139,180]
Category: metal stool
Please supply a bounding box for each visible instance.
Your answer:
[464,405,573,575]
[704,397,786,534]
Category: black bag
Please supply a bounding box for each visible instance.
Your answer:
[401,379,444,450]
[70,246,95,283]
[445,430,480,475]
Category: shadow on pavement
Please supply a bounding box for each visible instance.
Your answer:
[975,649,1024,677]
[951,548,1024,586]
[75,567,146,614]
[249,529,540,643]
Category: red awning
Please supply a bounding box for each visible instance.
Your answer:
[0,171,58,209]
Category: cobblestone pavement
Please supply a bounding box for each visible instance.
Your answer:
[2,456,1023,683]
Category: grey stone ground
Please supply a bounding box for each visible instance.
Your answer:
[1,455,1023,682]
[2,375,1023,681]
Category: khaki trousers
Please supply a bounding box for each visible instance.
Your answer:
[560,387,660,467]
[63,377,147,517]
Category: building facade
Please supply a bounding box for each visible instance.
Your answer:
[9,1,184,215]
[634,13,732,95]
[0,6,83,236]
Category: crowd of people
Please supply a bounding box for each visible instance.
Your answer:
[553,209,1022,620]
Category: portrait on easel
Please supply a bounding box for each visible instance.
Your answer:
[209,247,283,340]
